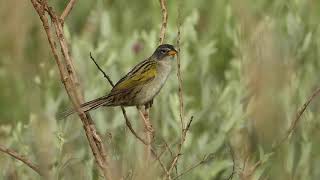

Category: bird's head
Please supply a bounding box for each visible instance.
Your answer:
[151,44,178,61]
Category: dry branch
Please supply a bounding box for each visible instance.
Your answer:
[166,1,193,178]
[30,1,113,179]
[159,0,168,44]
[0,145,43,176]
[139,108,154,163]
[60,0,77,23]
[172,153,214,180]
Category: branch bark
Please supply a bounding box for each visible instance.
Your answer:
[60,0,77,23]
[0,145,43,176]
[30,1,113,179]
[159,0,168,44]
[167,4,189,177]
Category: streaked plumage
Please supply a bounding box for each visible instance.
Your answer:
[59,44,177,118]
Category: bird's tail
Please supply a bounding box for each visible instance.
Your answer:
[57,95,112,119]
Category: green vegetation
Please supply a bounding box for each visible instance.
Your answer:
[1,0,320,179]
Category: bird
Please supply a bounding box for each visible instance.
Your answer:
[59,44,177,118]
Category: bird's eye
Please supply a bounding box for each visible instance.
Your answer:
[160,49,166,54]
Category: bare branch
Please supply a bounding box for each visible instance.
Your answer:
[166,3,188,177]
[60,0,77,23]
[151,148,170,177]
[0,145,43,176]
[172,153,214,180]
[89,52,114,87]
[30,1,113,179]
[138,109,154,164]
[159,0,168,44]
[176,1,185,134]
[168,116,193,176]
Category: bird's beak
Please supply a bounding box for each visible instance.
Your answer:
[168,49,177,57]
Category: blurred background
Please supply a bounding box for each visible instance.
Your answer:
[1,0,320,179]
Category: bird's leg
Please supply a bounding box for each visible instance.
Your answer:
[143,100,155,137]
[144,99,154,109]
[138,105,154,138]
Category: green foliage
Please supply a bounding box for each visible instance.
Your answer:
[1,0,320,179]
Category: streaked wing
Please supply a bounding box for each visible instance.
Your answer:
[107,60,157,105]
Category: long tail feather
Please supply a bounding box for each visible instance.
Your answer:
[57,95,112,120]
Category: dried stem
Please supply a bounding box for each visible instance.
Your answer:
[0,145,43,176]
[176,0,185,132]
[60,0,77,23]
[172,153,214,180]
[167,1,191,178]
[274,87,320,149]
[167,117,193,176]
[30,1,113,179]
[159,0,168,44]
[139,108,154,164]
[151,148,170,177]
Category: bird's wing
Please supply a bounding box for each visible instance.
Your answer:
[108,60,157,97]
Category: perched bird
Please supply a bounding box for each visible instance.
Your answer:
[60,44,177,118]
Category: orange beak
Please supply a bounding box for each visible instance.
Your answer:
[168,49,177,57]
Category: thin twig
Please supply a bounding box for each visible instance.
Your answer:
[138,108,154,164]
[172,154,214,180]
[164,141,175,158]
[167,2,187,177]
[89,52,114,86]
[89,53,148,145]
[0,145,43,176]
[121,108,148,145]
[159,0,168,44]
[60,0,77,23]
[176,0,184,132]
[273,87,320,150]
[226,144,235,180]
[168,116,193,176]
[151,148,170,178]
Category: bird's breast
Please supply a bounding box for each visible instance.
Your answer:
[135,61,172,105]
